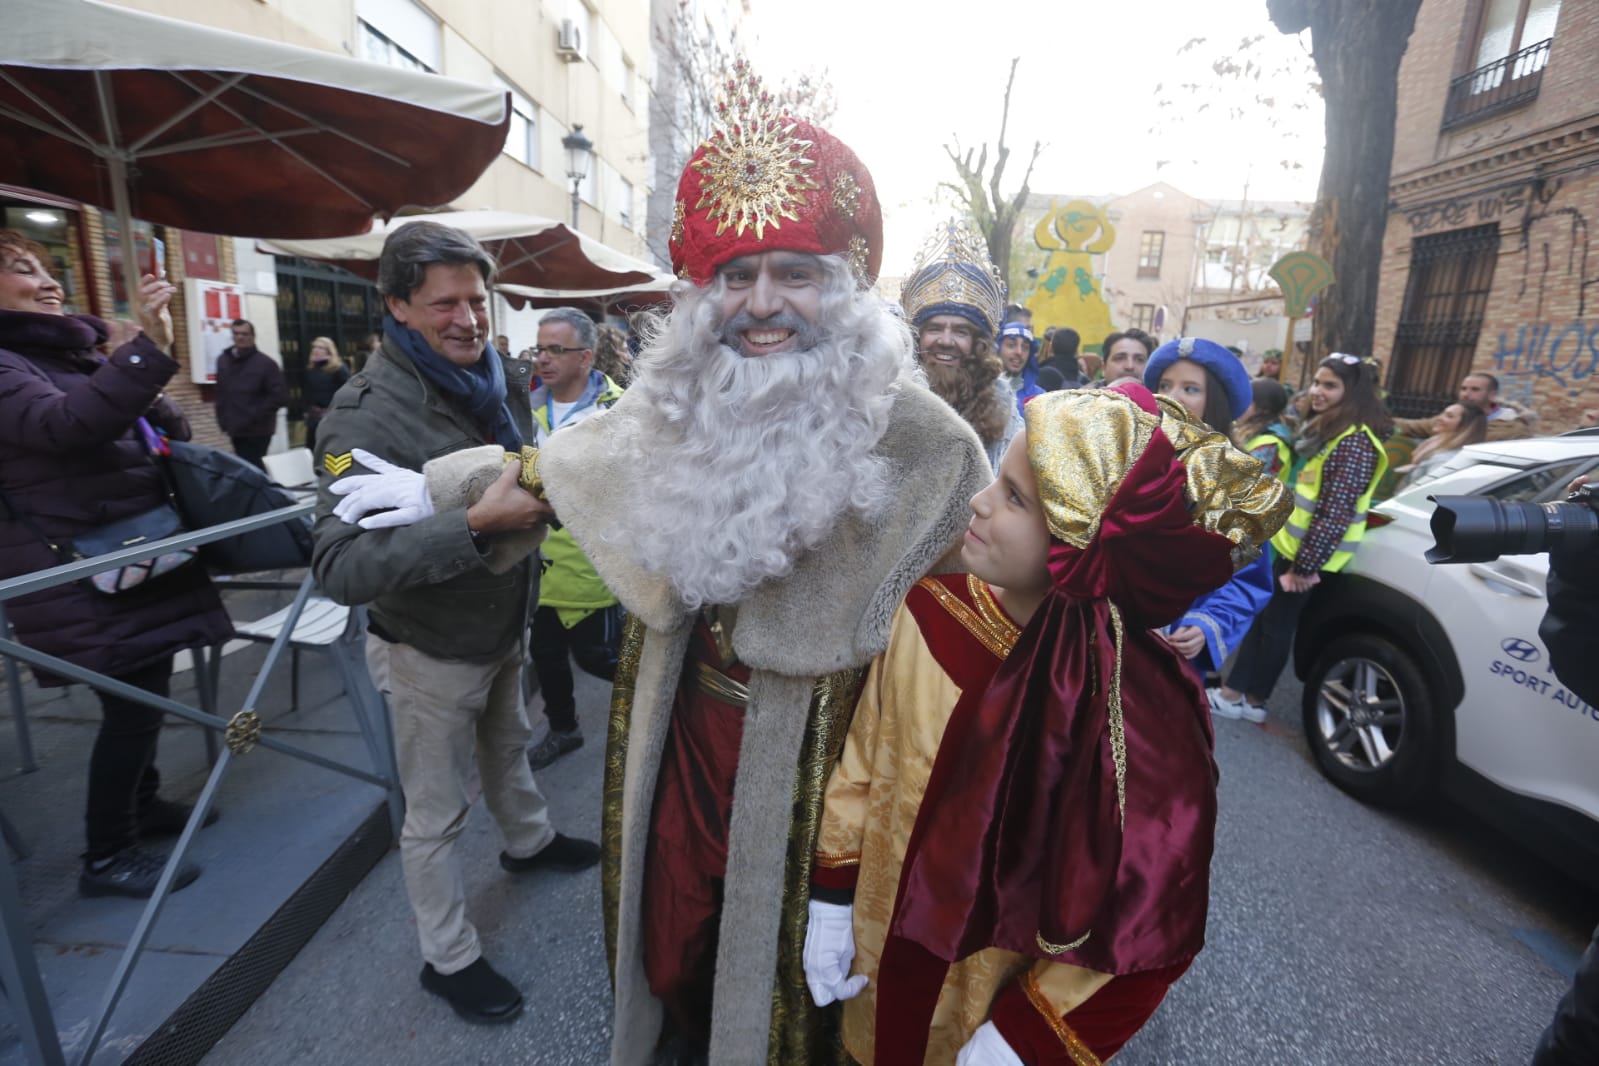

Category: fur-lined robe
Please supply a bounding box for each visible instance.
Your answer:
[538,381,990,1066]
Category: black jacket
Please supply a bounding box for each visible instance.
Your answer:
[1035,354,1090,392]
[214,345,288,437]
[0,310,232,684]
[1530,541,1599,1065]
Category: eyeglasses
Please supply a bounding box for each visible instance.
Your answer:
[531,344,590,356]
[1327,353,1361,365]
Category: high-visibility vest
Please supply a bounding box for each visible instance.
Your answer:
[1269,423,1388,572]
[1244,429,1293,485]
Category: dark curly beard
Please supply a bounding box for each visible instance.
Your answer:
[923,337,1011,445]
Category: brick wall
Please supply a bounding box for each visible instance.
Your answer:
[1377,0,1599,434]
[79,206,231,447]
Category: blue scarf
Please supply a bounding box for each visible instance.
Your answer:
[383,316,523,449]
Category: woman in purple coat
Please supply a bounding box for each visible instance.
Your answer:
[0,230,232,898]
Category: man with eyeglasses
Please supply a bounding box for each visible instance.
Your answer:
[524,308,625,770]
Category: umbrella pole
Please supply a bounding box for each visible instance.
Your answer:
[106,154,143,310]
[94,72,143,311]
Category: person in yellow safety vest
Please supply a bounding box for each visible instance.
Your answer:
[525,307,627,770]
[1233,377,1294,485]
[1207,354,1393,722]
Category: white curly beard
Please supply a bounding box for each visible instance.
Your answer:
[623,258,916,609]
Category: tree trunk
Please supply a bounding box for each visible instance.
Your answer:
[1272,0,1422,373]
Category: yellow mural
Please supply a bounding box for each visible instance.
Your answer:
[1022,200,1116,348]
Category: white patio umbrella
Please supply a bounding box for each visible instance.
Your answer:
[0,0,511,288]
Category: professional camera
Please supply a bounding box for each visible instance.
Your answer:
[1426,483,1599,564]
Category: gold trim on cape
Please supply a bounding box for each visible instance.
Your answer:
[1022,972,1105,1066]
[914,576,1020,660]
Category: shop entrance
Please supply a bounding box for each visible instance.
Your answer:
[272,259,383,446]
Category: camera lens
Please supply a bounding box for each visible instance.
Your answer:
[1426,495,1599,563]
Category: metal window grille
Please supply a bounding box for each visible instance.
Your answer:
[1442,37,1551,130]
[1387,224,1501,417]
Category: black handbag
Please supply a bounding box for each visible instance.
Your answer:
[162,439,313,573]
[0,489,197,596]
[66,504,198,593]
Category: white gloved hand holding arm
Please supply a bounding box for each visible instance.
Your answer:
[329,448,435,530]
[955,1021,1025,1066]
[803,899,868,1007]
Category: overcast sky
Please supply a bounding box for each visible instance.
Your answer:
[744,0,1325,271]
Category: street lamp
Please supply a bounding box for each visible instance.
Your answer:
[562,123,594,230]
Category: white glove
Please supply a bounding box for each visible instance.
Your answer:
[329,448,435,530]
[955,1021,1024,1066]
[803,899,868,1006]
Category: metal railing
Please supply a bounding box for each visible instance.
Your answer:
[1442,38,1552,130]
[0,502,402,1066]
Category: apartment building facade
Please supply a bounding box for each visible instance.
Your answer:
[1376,0,1595,426]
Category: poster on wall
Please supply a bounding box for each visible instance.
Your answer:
[186,278,246,383]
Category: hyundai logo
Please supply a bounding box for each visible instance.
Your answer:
[1499,637,1541,663]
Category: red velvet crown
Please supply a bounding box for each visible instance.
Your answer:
[668,64,883,287]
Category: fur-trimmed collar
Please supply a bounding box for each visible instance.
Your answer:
[540,381,990,676]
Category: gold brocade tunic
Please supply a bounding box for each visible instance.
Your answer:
[817,576,1114,1066]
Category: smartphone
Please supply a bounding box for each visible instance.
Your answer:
[146,236,166,280]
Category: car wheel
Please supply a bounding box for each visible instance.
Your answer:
[1301,633,1438,808]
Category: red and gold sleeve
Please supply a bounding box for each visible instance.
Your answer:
[989,960,1189,1065]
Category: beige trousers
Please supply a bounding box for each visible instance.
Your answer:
[366,635,555,974]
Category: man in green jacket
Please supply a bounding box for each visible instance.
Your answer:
[525,306,626,769]
[311,221,598,1027]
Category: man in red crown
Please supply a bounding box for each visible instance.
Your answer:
[536,74,989,1065]
[328,65,988,1063]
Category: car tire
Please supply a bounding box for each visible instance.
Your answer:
[1301,633,1438,808]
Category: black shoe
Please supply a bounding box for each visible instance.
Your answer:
[526,729,583,771]
[80,845,201,899]
[420,958,524,1024]
[499,832,601,874]
[138,797,222,838]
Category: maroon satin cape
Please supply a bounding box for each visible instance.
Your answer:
[873,421,1234,1066]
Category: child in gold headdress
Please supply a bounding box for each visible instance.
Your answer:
[803,384,1289,1066]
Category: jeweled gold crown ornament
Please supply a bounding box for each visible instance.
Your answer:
[899,219,1007,338]
[669,59,883,287]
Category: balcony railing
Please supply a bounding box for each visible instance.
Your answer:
[1442,38,1552,131]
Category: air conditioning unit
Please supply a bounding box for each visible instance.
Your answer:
[556,19,586,62]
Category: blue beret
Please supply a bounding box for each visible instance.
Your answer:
[1144,337,1254,421]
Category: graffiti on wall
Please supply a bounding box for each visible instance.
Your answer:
[1492,320,1599,401]
[1406,178,1560,235]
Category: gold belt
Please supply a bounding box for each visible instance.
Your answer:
[693,659,750,707]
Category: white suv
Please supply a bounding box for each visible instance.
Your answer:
[1292,433,1599,887]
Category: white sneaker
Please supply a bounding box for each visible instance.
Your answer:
[1207,687,1267,723]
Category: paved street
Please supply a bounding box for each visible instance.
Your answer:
[205,667,1595,1066]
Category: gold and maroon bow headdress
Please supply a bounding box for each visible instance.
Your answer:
[873,385,1290,1066]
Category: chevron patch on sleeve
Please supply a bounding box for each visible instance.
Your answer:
[324,452,353,476]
